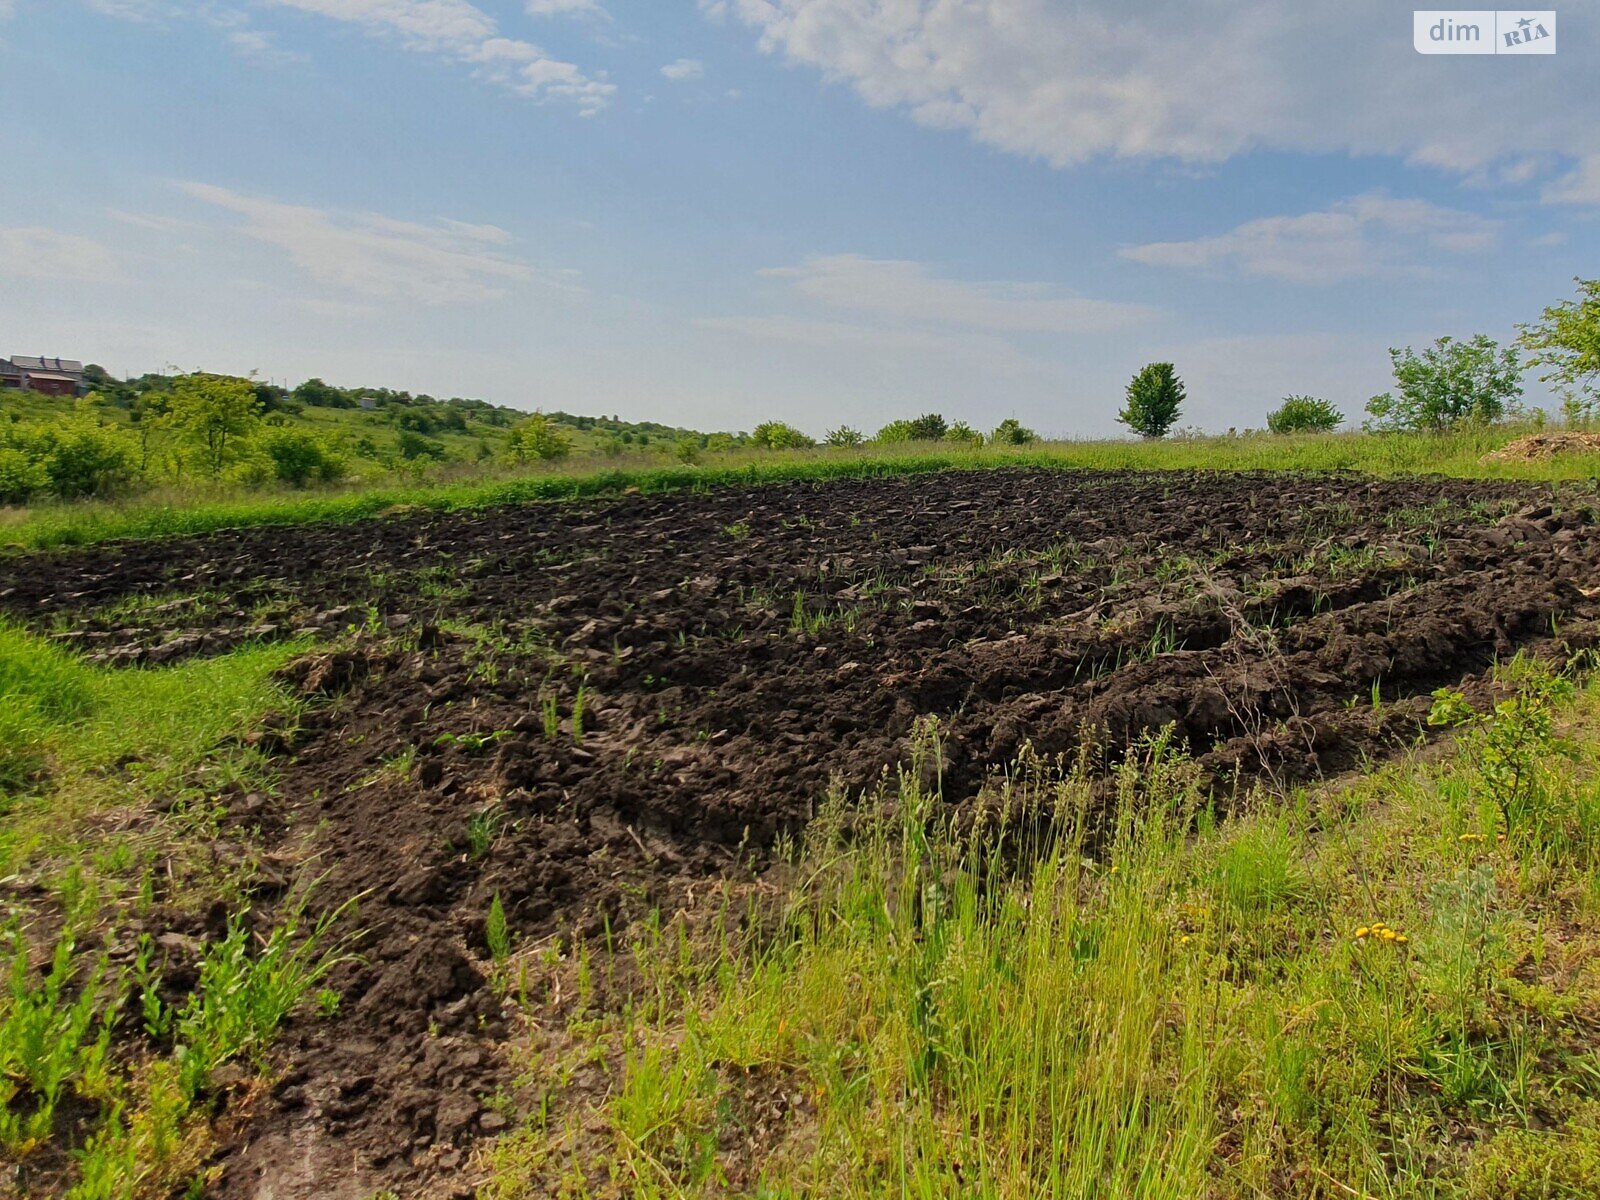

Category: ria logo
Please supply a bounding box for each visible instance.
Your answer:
[1413,10,1557,54]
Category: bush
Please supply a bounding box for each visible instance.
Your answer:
[824,426,863,448]
[504,414,571,464]
[259,429,347,487]
[750,421,816,450]
[944,422,983,447]
[398,431,446,462]
[32,419,136,499]
[1266,396,1344,434]
[1364,335,1523,432]
[875,414,948,444]
[991,418,1037,445]
[0,448,48,505]
[1119,363,1185,439]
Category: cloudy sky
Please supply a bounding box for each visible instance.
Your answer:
[1,2,1595,436]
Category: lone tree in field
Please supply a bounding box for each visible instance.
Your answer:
[750,421,816,450]
[1267,395,1343,434]
[167,372,262,479]
[1364,335,1522,432]
[1119,363,1184,439]
[1519,277,1600,425]
[505,413,572,464]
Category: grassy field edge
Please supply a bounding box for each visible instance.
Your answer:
[6,425,1599,553]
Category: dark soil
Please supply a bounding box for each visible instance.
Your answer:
[8,467,1600,1198]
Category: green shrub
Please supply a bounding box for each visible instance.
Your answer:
[259,429,347,487]
[991,418,1037,445]
[1267,396,1344,434]
[1365,335,1524,432]
[398,431,447,462]
[875,414,948,443]
[944,422,983,446]
[825,425,863,447]
[0,447,48,505]
[750,421,816,450]
[504,414,571,464]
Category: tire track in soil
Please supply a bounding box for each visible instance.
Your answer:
[7,468,1600,1198]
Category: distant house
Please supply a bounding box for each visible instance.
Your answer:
[2,356,88,396]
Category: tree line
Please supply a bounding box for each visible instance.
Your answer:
[1116,276,1600,439]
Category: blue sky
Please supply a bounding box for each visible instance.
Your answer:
[2,2,1596,436]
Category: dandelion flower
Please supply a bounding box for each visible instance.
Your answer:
[1396,935,1409,945]
[1355,927,1371,939]
[1381,930,1398,942]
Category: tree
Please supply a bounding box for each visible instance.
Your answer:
[260,428,346,487]
[944,422,984,446]
[1119,363,1185,439]
[750,421,816,450]
[875,414,948,443]
[825,425,863,447]
[1364,335,1523,432]
[504,413,572,464]
[991,418,1037,445]
[293,377,354,409]
[1519,278,1600,425]
[166,373,262,479]
[1267,396,1344,434]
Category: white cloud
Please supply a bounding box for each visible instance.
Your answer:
[525,0,605,16]
[264,0,615,110]
[1122,193,1499,283]
[660,57,704,81]
[765,254,1155,333]
[0,227,120,282]
[707,1,1600,198]
[1544,156,1600,205]
[178,182,545,304]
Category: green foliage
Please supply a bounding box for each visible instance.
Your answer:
[165,905,349,1100]
[1429,669,1576,847]
[1519,277,1600,426]
[1365,335,1524,432]
[1466,1106,1600,1198]
[1119,362,1185,438]
[875,413,948,443]
[486,894,511,966]
[824,425,863,447]
[1267,395,1344,434]
[259,428,347,487]
[398,430,446,461]
[750,421,816,450]
[166,373,263,479]
[292,376,355,409]
[991,417,1037,445]
[0,446,48,504]
[504,413,573,464]
[1,932,117,1156]
[943,421,984,446]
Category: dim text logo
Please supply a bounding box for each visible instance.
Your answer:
[1414,11,1556,53]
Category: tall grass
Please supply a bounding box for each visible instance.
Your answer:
[4,423,1594,553]
[490,667,1600,1199]
[0,622,351,1196]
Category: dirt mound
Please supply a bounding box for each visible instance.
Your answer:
[1483,431,1600,462]
[8,468,1600,1197]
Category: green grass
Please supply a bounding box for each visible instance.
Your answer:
[486,665,1600,1199]
[0,622,350,1197]
[4,423,1596,553]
